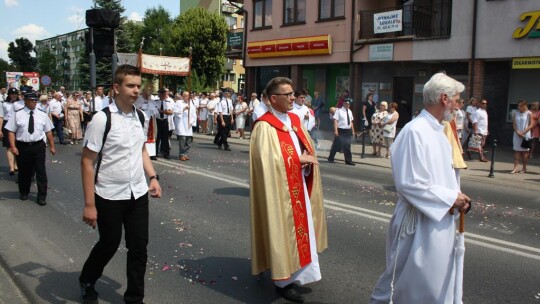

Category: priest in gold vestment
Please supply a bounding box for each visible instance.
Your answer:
[250,77,328,303]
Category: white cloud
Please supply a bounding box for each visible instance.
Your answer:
[0,39,9,61]
[11,24,50,43]
[4,0,19,7]
[67,7,85,29]
[128,12,143,22]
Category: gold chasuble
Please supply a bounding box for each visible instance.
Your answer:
[250,112,328,280]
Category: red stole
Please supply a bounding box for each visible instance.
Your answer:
[146,117,155,143]
[258,112,315,267]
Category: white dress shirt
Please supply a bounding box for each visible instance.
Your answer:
[83,102,148,200]
[49,99,64,117]
[333,107,353,129]
[5,107,54,142]
[473,108,488,135]
[217,98,233,115]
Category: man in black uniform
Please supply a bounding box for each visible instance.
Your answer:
[6,91,56,205]
[155,88,173,159]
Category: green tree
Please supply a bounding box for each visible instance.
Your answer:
[170,7,228,89]
[7,37,37,71]
[36,49,61,86]
[0,58,16,86]
[139,6,173,56]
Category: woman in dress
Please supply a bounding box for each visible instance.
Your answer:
[2,88,19,175]
[65,92,83,144]
[198,92,209,134]
[528,101,539,158]
[510,100,535,174]
[234,96,248,139]
[370,101,388,157]
[382,102,399,158]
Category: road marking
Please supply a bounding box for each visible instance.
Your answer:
[156,159,540,260]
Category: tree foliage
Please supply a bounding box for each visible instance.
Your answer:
[37,49,61,86]
[170,7,228,89]
[139,6,173,56]
[0,58,16,86]
[7,37,37,71]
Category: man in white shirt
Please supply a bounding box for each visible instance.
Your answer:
[327,100,355,165]
[472,99,489,161]
[49,92,66,145]
[155,88,174,159]
[136,86,159,160]
[93,86,106,112]
[206,92,218,135]
[370,72,471,304]
[174,91,197,161]
[213,90,234,151]
[79,65,162,304]
[252,91,270,121]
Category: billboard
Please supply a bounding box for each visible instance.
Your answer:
[6,72,40,91]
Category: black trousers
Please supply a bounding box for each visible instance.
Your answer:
[80,192,149,304]
[155,118,169,156]
[16,140,47,201]
[328,128,353,163]
[52,116,64,144]
[214,115,231,148]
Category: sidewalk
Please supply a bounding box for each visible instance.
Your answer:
[195,129,540,190]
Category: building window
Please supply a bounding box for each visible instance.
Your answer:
[284,0,306,25]
[319,0,345,20]
[254,0,272,29]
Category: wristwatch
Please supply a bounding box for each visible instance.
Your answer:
[149,175,159,181]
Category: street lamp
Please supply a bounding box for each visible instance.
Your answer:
[159,47,163,88]
[188,46,193,93]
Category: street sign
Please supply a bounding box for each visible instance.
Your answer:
[41,75,51,86]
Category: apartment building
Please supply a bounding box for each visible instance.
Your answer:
[235,0,540,143]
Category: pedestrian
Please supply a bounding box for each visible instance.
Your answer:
[234,95,248,139]
[370,101,388,157]
[369,72,471,304]
[65,92,83,144]
[155,88,173,159]
[6,91,55,205]
[206,92,218,135]
[49,92,67,145]
[173,91,197,161]
[362,92,376,131]
[213,90,234,151]
[250,77,327,303]
[382,102,399,158]
[198,92,208,134]
[510,100,534,173]
[472,98,489,162]
[251,90,269,121]
[327,99,355,165]
[79,65,162,304]
[529,101,539,158]
[312,91,324,129]
[454,98,466,145]
[2,87,21,175]
[136,85,159,160]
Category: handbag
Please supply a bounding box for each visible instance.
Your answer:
[383,123,393,133]
[521,137,531,149]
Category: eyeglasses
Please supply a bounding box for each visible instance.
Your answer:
[273,92,294,98]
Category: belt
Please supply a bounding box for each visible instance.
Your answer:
[16,140,44,146]
[156,118,167,121]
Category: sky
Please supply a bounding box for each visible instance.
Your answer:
[0,0,180,62]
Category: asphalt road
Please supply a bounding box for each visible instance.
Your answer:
[0,135,538,304]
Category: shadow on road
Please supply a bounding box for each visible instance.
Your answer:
[214,187,249,197]
[11,262,123,304]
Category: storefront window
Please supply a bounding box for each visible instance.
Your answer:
[319,0,345,20]
[284,0,306,25]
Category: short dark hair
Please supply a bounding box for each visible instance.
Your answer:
[264,77,293,96]
[114,65,141,85]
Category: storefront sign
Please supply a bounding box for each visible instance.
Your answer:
[512,57,540,69]
[247,35,332,58]
[513,10,540,39]
[369,44,393,61]
[228,32,243,49]
[374,10,402,34]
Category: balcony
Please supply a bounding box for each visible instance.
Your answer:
[358,1,452,42]
[226,28,243,59]
[62,41,69,47]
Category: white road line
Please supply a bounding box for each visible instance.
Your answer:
[155,160,540,260]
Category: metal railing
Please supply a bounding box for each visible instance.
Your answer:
[358,1,452,41]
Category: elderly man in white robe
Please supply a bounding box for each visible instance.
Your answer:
[369,72,471,304]
[173,91,197,161]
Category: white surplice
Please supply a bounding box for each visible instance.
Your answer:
[173,100,197,136]
[291,103,315,131]
[270,108,322,288]
[370,110,462,304]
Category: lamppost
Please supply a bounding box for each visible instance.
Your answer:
[188,46,193,93]
[159,46,163,88]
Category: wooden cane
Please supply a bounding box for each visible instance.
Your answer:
[459,209,465,233]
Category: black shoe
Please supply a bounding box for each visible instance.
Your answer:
[163,154,170,159]
[80,282,98,304]
[150,156,157,160]
[9,171,14,176]
[276,284,304,303]
[346,162,356,166]
[36,200,47,206]
[224,146,231,151]
[327,158,335,163]
[217,144,222,150]
[20,194,28,201]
